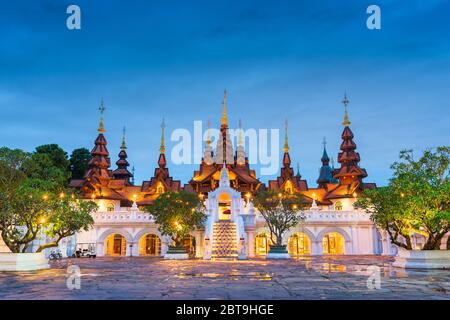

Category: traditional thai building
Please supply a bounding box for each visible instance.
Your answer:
[58,92,444,259]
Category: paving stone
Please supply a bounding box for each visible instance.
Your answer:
[0,256,449,299]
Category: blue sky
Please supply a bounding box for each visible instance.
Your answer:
[1,0,449,186]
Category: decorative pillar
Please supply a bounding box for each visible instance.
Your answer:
[247,230,255,258]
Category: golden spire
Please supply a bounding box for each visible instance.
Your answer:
[238,119,244,146]
[120,126,126,150]
[160,118,165,154]
[342,92,351,127]
[283,119,289,153]
[221,89,228,126]
[98,98,106,133]
[206,116,211,146]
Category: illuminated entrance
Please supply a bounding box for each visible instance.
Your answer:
[183,235,196,256]
[323,232,345,254]
[255,233,272,256]
[105,234,127,256]
[288,233,311,255]
[218,193,231,221]
[138,234,161,256]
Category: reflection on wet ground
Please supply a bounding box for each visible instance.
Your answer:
[0,256,448,300]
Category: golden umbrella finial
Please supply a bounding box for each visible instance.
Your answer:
[342,92,351,127]
[283,119,289,153]
[160,118,166,154]
[221,89,228,126]
[98,98,106,133]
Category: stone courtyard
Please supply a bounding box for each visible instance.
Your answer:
[0,256,449,300]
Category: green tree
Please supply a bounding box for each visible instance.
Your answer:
[0,147,29,193]
[69,148,91,179]
[145,191,205,249]
[35,144,70,172]
[356,147,450,250]
[0,185,50,253]
[36,192,97,252]
[252,190,307,247]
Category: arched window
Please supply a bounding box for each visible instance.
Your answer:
[139,234,161,256]
[255,233,272,255]
[106,203,115,212]
[156,182,164,194]
[288,233,311,255]
[322,232,345,254]
[105,234,126,256]
[335,201,343,211]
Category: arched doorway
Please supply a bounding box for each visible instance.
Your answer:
[255,233,272,256]
[288,233,311,255]
[218,193,231,220]
[138,234,161,256]
[183,235,196,256]
[322,232,345,255]
[105,234,127,256]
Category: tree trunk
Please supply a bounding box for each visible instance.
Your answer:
[36,241,59,253]
[422,234,445,250]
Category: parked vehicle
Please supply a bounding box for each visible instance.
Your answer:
[48,249,63,260]
[72,243,97,258]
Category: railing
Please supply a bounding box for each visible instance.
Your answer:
[93,211,155,223]
[305,210,371,222]
[255,210,371,223]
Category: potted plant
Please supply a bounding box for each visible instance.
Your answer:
[252,190,306,259]
[355,147,450,269]
[145,190,205,259]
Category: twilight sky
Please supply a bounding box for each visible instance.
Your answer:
[1,0,449,186]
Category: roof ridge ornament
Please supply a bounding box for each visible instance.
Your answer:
[283,119,289,153]
[221,89,228,127]
[160,118,166,154]
[121,126,127,150]
[342,92,351,127]
[98,98,106,133]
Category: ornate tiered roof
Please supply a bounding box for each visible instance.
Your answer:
[70,93,376,207]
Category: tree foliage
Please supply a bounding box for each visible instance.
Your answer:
[355,147,450,250]
[0,146,96,253]
[252,190,307,246]
[69,148,91,179]
[145,191,205,247]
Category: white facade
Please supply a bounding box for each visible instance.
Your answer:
[71,167,405,258]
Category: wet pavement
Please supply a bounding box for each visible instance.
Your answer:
[0,256,449,300]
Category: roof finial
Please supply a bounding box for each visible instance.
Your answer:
[221,89,228,126]
[296,162,300,176]
[238,119,244,146]
[98,98,106,133]
[283,119,289,153]
[206,116,211,146]
[160,118,166,154]
[120,126,127,150]
[322,136,327,149]
[342,92,351,127]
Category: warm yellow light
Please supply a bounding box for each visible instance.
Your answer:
[278,193,282,198]
[39,217,46,224]
[91,194,96,200]
[353,192,357,198]
[59,192,65,199]
[312,193,316,199]
[400,192,405,198]
[133,194,137,200]
[245,193,251,199]
[293,204,298,210]
[191,208,195,212]
[42,195,48,201]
